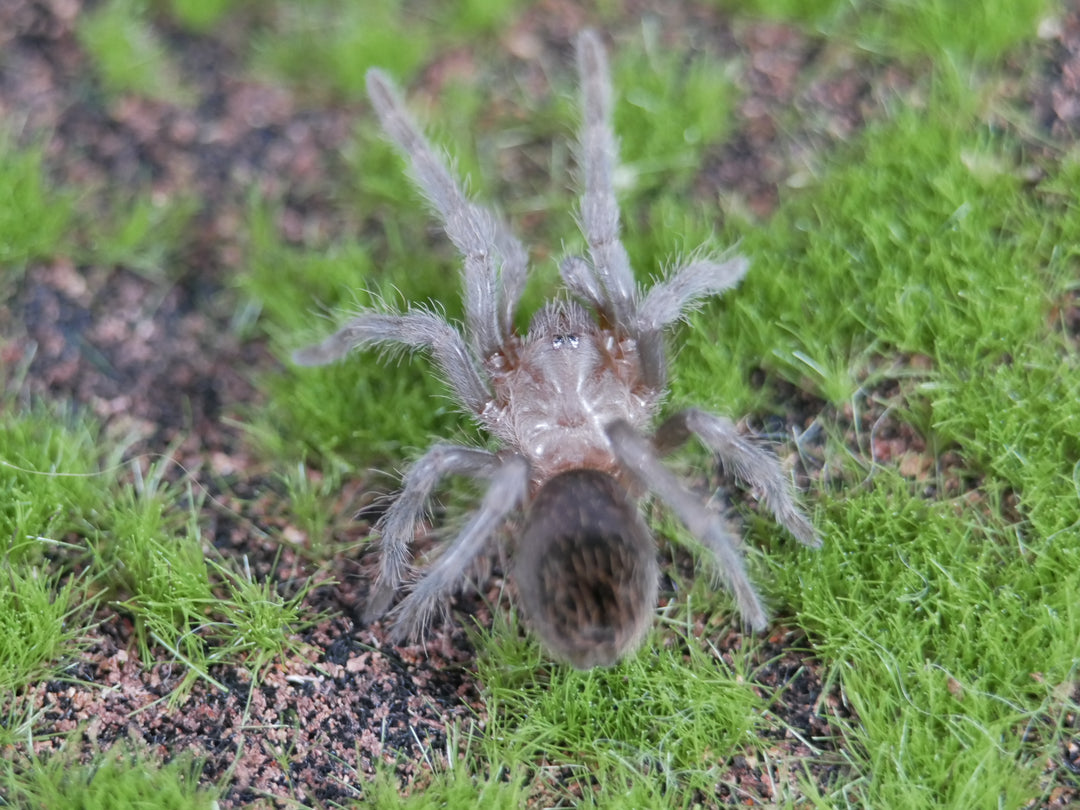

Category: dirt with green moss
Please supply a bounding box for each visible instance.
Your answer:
[2,0,1079,806]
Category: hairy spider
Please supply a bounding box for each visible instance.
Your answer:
[294,30,820,668]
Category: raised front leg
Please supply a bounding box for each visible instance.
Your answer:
[575,30,638,333]
[652,408,819,547]
[364,444,501,622]
[366,70,528,356]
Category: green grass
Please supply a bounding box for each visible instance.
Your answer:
[657,56,1077,807]
[0,137,76,277]
[0,395,317,673]
[2,745,216,810]
[473,608,768,803]
[253,0,433,98]
[775,470,1079,806]
[4,0,1079,806]
[237,203,475,466]
[254,0,525,100]
[613,25,739,196]
[77,0,193,102]
[365,749,528,809]
[0,566,96,704]
[0,402,111,721]
[161,0,246,33]
[91,458,317,693]
[0,397,317,787]
[87,192,200,279]
[719,0,1053,62]
[675,101,1072,408]
[0,121,198,293]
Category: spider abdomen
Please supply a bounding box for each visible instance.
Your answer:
[514,468,659,668]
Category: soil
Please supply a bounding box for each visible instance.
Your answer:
[2,0,1078,806]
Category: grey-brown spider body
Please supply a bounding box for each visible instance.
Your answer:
[485,301,656,484]
[294,31,819,668]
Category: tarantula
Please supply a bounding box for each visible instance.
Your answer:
[293,30,820,668]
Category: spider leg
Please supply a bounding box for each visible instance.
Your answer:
[387,453,531,641]
[606,419,768,632]
[292,310,491,414]
[559,254,607,314]
[636,255,750,333]
[366,70,528,356]
[364,444,501,623]
[575,30,638,332]
[635,254,751,389]
[652,408,820,547]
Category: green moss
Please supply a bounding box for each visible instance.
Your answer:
[475,613,763,800]
[613,29,738,197]
[238,204,472,466]
[776,474,1078,807]
[77,0,192,102]
[716,0,1051,62]
[2,747,216,810]
[162,0,242,32]
[254,0,434,99]
[255,0,525,99]
[0,138,76,273]
[673,102,1058,409]
[86,193,200,278]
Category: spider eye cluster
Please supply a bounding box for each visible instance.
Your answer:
[551,334,580,350]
